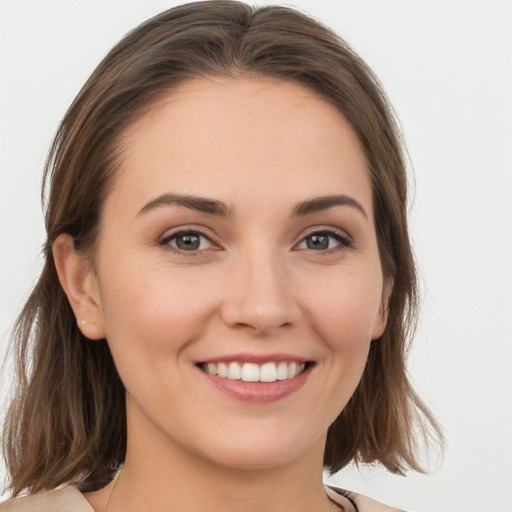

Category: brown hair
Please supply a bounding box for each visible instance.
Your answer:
[2,0,442,497]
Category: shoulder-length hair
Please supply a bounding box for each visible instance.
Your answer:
[3,0,441,497]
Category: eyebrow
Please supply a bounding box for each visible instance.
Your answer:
[136,193,368,220]
[137,193,234,218]
[291,194,368,220]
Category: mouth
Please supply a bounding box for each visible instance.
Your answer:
[198,360,313,383]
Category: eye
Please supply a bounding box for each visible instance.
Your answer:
[297,229,352,251]
[162,230,215,253]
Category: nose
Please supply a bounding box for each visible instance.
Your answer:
[220,249,302,336]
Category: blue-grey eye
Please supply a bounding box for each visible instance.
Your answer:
[167,231,212,251]
[306,234,329,250]
[297,230,351,251]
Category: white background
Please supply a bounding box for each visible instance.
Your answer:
[1,1,511,511]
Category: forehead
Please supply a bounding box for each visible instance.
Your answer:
[109,77,372,218]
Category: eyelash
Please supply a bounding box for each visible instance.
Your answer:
[160,229,217,255]
[297,228,353,252]
[159,227,353,256]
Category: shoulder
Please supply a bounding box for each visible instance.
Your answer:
[326,485,406,512]
[0,486,93,512]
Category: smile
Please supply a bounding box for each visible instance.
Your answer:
[201,361,308,382]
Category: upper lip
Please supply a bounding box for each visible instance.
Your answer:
[198,353,312,365]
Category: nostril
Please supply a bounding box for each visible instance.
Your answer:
[219,282,302,335]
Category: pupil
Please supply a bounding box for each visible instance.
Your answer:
[307,234,328,250]
[177,234,200,250]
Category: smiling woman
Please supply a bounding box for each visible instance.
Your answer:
[1,2,441,512]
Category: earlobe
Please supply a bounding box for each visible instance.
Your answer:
[371,302,388,340]
[371,278,393,340]
[52,234,106,340]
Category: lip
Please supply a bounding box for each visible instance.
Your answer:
[199,352,310,365]
[198,359,314,403]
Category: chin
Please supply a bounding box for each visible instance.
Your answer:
[189,427,325,473]
[206,446,305,472]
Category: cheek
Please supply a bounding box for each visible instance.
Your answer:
[296,268,381,427]
[96,263,223,414]
[97,258,222,359]
[305,266,383,350]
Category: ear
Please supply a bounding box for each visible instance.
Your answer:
[53,234,106,340]
[371,277,393,340]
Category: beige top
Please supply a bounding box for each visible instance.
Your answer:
[0,484,404,512]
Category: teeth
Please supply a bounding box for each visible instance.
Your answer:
[202,361,307,382]
[227,361,242,379]
[206,363,218,375]
[217,362,228,378]
[276,362,288,380]
[241,362,260,382]
[260,362,277,382]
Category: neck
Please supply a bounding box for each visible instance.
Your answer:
[98,417,333,512]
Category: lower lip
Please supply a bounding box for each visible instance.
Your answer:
[201,366,312,403]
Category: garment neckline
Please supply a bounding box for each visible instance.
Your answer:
[76,484,357,512]
[325,485,358,512]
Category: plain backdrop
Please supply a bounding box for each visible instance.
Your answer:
[1,1,511,511]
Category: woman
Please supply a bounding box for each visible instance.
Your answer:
[1,1,441,511]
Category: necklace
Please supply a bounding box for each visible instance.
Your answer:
[104,470,122,512]
[104,471,343,512]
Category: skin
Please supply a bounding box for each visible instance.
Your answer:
[54,77,388,512]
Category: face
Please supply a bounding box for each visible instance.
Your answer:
[88,77,386,471]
